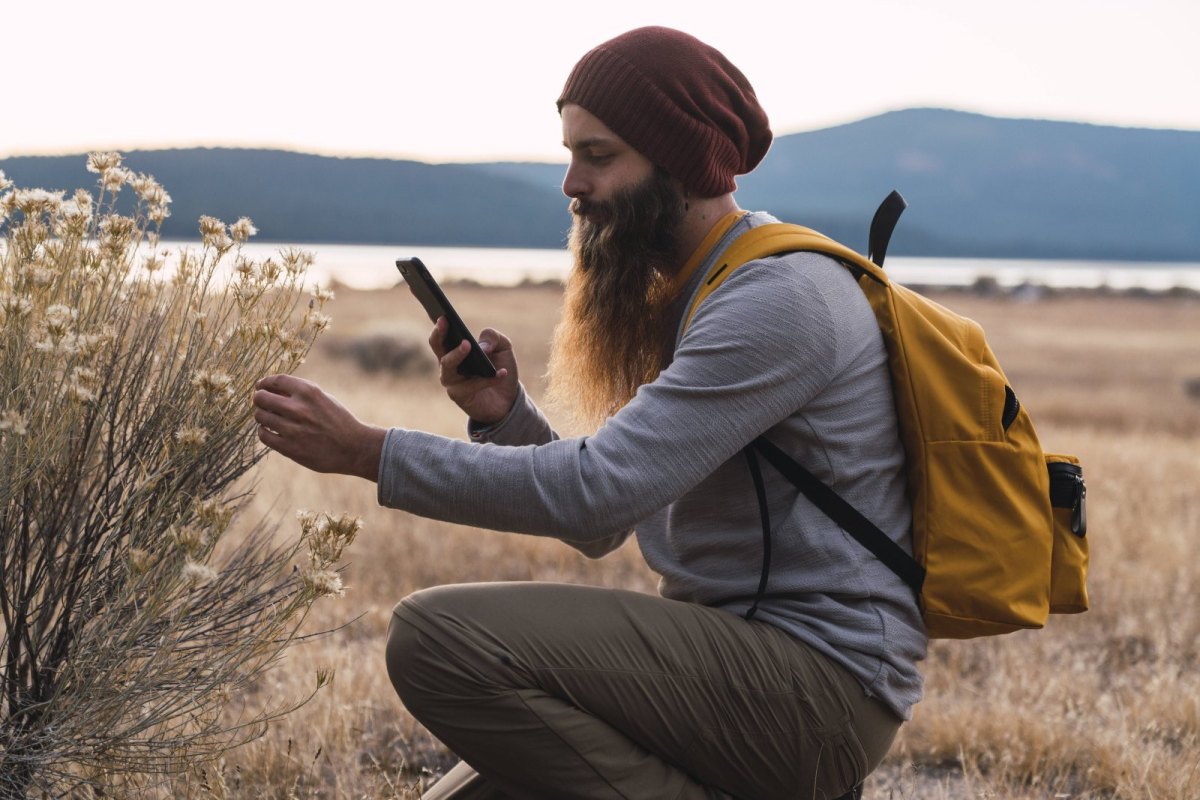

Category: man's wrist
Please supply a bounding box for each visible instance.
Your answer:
[468,390,524,442]
[353,424,388,482]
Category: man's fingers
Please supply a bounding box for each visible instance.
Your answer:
[252,388,296,416]
[477,328,512,355]
[253,407,291,436]
[426,317,449,357]
[257,423,287,451]
[438,340,472,382]
[255,373,308,396]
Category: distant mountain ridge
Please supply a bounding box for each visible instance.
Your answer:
[3,108,1198,261]
[735,108,1200,261]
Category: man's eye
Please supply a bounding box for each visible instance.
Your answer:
[587,153,614,165]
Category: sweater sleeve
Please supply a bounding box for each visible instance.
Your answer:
[466,383,557,446]
[376,256,838,552]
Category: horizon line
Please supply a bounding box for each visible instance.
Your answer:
[4,106,1198,165]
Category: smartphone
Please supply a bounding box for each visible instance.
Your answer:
[395,257,497,379]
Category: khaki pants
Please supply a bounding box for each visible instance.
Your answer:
[386,582,900,800]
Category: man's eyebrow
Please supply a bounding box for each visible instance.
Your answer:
[562,136,617,151]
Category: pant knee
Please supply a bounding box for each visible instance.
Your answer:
[384,586,498,719]
[384,608,426,711]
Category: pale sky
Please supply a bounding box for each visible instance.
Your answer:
[3,0,1197,164]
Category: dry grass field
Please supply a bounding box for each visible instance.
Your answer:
[179,280,1200,799]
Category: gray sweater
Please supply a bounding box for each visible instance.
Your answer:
[378,211,927,719]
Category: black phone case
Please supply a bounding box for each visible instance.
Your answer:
[396,258,497,379]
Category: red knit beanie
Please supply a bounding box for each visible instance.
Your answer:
[557,26,772,198]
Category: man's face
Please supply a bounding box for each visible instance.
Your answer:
[560,103,656,217]
[546,105,688,428]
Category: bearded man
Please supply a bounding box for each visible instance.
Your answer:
[253,26,926,800]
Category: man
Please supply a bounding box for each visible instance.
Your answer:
[253,26,926,800]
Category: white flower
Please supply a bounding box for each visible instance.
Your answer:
[13,188,64,215]
[71,366,98,387]
[72,189,93,212]
[174,425,209,448]
[199,216,231,250]
[171,524,209,554]
[307,312,331,332]
[66,381,97,403]
[86,152,123,174]
[311,285,335,304]
[0,409,28,436]
[66,369,97,402]
[230,217,257,243]
[181,560,218,586]
[302,510,362,566]
[300,568,345,598]
[0,170,12,192]
[58,198,90,223]
[194,497,233,533]
[190,369,233,399]
[98,215,136,246]
[76,330,112,358]
[281,248,315,276]
[36,307,81,354]
[103,167,131,192]
[43,304,77,337]
[0,294,33,323]
[199,216,224,236]
[258,259,281,283]
[130,173,158,199]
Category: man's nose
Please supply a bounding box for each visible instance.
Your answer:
[561,161,588,199]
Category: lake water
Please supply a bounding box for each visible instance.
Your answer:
[164,240,1200,292]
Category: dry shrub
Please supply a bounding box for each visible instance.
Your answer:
[0,156,360,796]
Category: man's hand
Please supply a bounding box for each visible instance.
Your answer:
[252,375,386,481]
[430,318,520,426]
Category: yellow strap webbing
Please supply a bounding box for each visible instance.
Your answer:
[681,223,890,333]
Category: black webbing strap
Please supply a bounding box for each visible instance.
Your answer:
[867,190,907,268]
[742,447,773,621]
[749,436,926,594]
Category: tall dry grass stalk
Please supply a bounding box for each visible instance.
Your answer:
[0,157,358,797]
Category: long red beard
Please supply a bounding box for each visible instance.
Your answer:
[545,168,685,429]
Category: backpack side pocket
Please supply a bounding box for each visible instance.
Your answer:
[1046,454,1089,614]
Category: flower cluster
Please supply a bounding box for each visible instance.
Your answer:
[296,510,363,599]
[191,369,235,400]
[0,408,27,437]
[199,216,232,251]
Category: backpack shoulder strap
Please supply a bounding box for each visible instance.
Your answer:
[681,222,889,334]
[679,208,926,603]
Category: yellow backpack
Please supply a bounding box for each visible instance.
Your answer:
[685,193,1089,639]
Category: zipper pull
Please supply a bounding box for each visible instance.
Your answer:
[1071,476,1087,537]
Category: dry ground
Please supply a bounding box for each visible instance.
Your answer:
[180,281,1200,799]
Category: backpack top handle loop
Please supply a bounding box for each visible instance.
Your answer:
[868,190,907,268]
